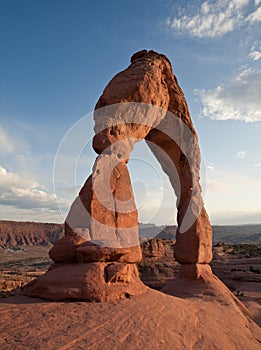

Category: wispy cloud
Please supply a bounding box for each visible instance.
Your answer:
[165,0,249,38]
[0,126,15,153]
[236,151,247,159]
[0,122,33,174]
[254,163,261,167]
[207,163,215,170]
[249,40,261,61]
[0,121,32,156]
[195,68,261,122]
[249,50,261,60]
[246,4,261,22]
[165,0,261,38]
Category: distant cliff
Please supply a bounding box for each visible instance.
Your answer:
[0,220,260,248]
[0,220,63,248]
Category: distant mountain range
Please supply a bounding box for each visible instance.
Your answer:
[139,224,261,245]
[0,220,260,248]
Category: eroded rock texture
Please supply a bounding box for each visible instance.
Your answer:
[23,50,213,301]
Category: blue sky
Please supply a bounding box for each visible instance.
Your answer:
[0,0,261,225]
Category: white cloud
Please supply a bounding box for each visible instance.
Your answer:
[255,0,261,6]
[236,150,247,159]
[165,0,250,38]
[0,166,69,210]
[249,41,261,60]
[0,207,64,223]
[195,68,261,122]
[207,163,215,170]
[254,163,261,167]
[246,5,261,22]
[249,49,261,60]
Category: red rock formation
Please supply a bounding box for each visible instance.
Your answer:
[67,50,212,262]
[23,262,144,302]
[49,234,87,263]
[92,49,212,275]
[23,50,213,301]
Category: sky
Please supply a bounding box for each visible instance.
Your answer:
[0,0,261,226]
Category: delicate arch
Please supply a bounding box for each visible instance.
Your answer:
[64,50,212,267]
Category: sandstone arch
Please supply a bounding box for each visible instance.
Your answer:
[23,50,213,301]
[65,49,212,266]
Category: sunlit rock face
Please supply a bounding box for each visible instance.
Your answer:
[23,50,213,301]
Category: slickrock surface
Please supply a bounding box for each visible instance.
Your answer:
[139,239,261,326]
[1,241,260,347]
[1,278,260,350]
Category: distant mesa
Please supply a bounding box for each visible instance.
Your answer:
[22,49,213,301]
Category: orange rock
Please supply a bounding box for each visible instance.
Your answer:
[65,155,139,249]
[68,50,212,267]
[91,49,212,273]
[174,208,213,264]
[76,242,142,263]
[22,262,146,302]
[179,263,213,280]
[49,234,87,263]
[24,50,214,302]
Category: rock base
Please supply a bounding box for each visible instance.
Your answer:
[22,262,147,302]
[179,263,212,280]
[161,266,231,301]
